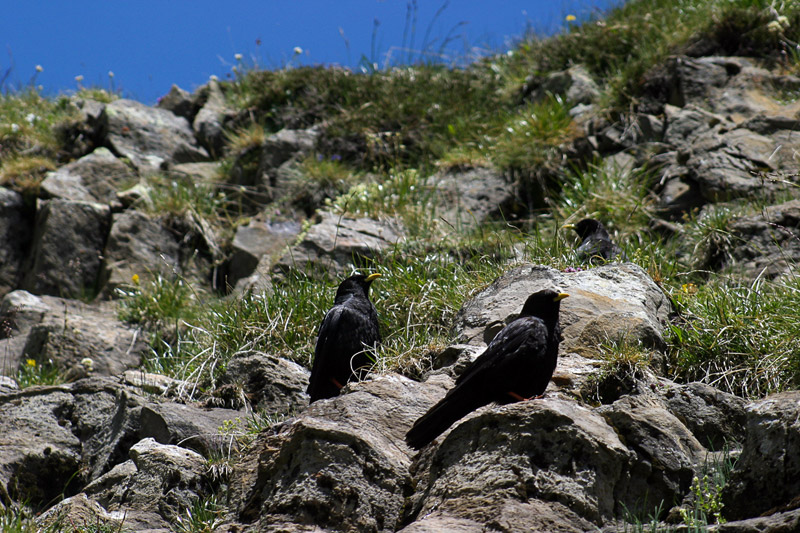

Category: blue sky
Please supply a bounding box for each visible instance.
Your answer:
[2,1,621,105]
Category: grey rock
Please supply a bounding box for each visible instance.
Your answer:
[0,386,84,507]
[715,507,800,533]
[37,493,124,532]
[139,402,242,456]
[452,263,671,365]
[227,218,301,290]
[229,374,444,532]
[0,188,32,298]
[662,381,747,449]
[717,199,800,279]
[657,177,705,219]
[723,390,800,520]
[0,289,51,336]
[122,370,187,396]
[688,128,786,203]
[40,147,136,205]
[0,290,148,378]
[260,128,318,176]
[192,80,235,158]
[525,64,600,105]
[428,166,516,232]
[403,500,595,533]
[663,104,733,147]
[411,397,635,525]
[598,395,707,512]
[156,84,197,121]
[82,438,211,532]
[275,211,405,275]
[217,350,309,414]
[56,97,108,159]
[21,199,110,299]
[97,209,181,297]
[106,98,209,172]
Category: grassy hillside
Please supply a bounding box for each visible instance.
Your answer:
[3,0,800,403]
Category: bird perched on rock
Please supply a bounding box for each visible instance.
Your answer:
[405,289,568,450]
[563,218,625,263]
[307,273,381,403]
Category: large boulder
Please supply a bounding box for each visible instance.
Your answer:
[453,263,672,357]
[722,391,800,520]
[597,395,707,513]
[106,98,209,172]
[716,199,800,280]
[157,84,198,122]
[79,438,211,532]
[225,217,302,291]
[275,211,405,276]
[21,199,110,299]
[0,290,148,378]
[1,377,240,517]
[662,381,747,449]
[0,188,33,298]
[40,147,137,205]
[228,374,444,532]
[97,209,182,297]
[409,397,635,527]
[427,166,517,233]
[215,350,310,414]
[0,386,85,507]
[192,80,236,158]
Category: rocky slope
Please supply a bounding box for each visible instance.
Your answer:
[2,32,800,533]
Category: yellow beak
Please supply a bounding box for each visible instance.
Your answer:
[366,273,382,283]
[554,293,569,302]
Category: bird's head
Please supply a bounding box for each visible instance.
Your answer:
[337,272,381,299]
[563,218,607,240]
[520,289,569,321]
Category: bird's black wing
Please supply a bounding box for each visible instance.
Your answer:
[455,317,538,386]
[405,317,549,450]
[306,304,378,401]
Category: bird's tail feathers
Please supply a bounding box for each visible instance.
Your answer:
[405,389,485,450]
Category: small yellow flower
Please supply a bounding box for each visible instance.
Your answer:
[131,274,140,285]
[26,359,36,368]
[566,14,577,22]
[681,283,697,295]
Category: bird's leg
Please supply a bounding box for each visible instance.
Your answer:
[331,377,344,390]
[508,391,546,401]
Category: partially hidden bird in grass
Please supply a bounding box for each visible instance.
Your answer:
[563,218,626,264]
[405,289,568,450]
[306,272,381,403]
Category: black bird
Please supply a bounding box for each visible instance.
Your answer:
[307,273,381,403]
[405,289,568,450]
[563,218,625,263]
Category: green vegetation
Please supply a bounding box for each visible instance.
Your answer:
[3,0,800,530]
[171,495,224,533]
[498,0,800,108]
[0,0,794,404]
[15,358,62,388]
[667,276,800,397]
